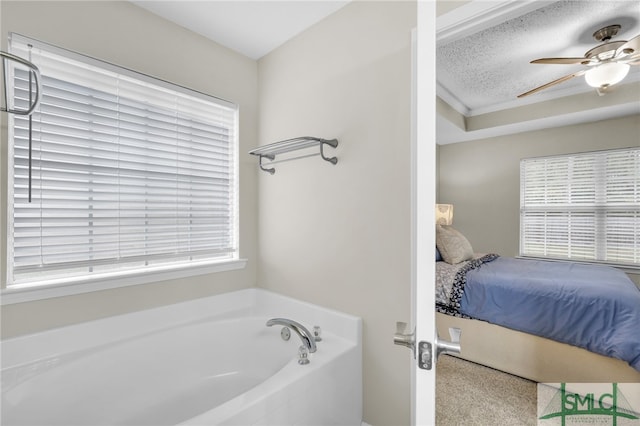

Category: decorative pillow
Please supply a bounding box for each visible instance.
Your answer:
[436,247,443,261]
[436,225,474,264]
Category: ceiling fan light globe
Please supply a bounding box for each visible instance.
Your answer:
[585,62,630,88]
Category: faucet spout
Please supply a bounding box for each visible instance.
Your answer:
[266,318,317,353]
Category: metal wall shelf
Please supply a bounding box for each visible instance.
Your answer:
[249,136,338,174]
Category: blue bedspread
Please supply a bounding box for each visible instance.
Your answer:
[458,257,640,371]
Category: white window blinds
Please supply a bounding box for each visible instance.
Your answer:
[520,148,639,267]
[7,35,238,288]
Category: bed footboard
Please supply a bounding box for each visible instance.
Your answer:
[436,313,640,383]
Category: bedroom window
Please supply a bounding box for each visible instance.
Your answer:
[520,148,639,268]
[6,34,239,290]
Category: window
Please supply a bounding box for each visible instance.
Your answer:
[520,148,639,267]
[7,34,239,289]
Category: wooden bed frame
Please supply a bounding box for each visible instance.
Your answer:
[436,312,640,383]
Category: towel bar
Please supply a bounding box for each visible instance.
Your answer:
[249,136,338,174]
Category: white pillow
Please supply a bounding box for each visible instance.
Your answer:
[436,225,474,264]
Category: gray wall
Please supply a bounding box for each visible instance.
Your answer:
[257,2,416,425]
[438,114,640,285]
[0,1,259,337]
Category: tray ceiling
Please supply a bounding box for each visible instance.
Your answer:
[436,1,640,144]
[437,0,640,115]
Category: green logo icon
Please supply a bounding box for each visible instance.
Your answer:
[539,383,639,425]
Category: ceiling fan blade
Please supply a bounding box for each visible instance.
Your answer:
[616,34,640,57]
[517,70,587,98]
[531,57,591,65]
[619,52,640,64]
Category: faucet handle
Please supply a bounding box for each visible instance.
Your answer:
[298,345,310,365]
[313,325,322,342]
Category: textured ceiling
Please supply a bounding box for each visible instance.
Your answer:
[437,0,640,115]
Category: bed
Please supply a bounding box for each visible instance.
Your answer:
[434,225,640,383]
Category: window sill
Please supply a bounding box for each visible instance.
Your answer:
[1,259,248,305]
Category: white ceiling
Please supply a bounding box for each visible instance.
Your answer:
[130,0,350,60]
[129,1,640,144]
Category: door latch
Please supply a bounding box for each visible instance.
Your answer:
[418,341,432,370]
[394,323,461,370]
[419,328,461,370]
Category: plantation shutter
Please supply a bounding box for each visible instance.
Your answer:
[520,148,639,267]
[8,34,238,287]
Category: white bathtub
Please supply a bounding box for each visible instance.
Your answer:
[1,288,362,425]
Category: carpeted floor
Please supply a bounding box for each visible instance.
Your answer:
[436,355,538,425]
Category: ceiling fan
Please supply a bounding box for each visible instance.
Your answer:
[518,25,640,98]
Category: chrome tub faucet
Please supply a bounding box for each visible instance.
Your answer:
[266,318,317,354]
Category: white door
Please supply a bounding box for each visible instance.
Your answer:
[396,3,458,423]
[406,2,460,425]
[413,2,437,423]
